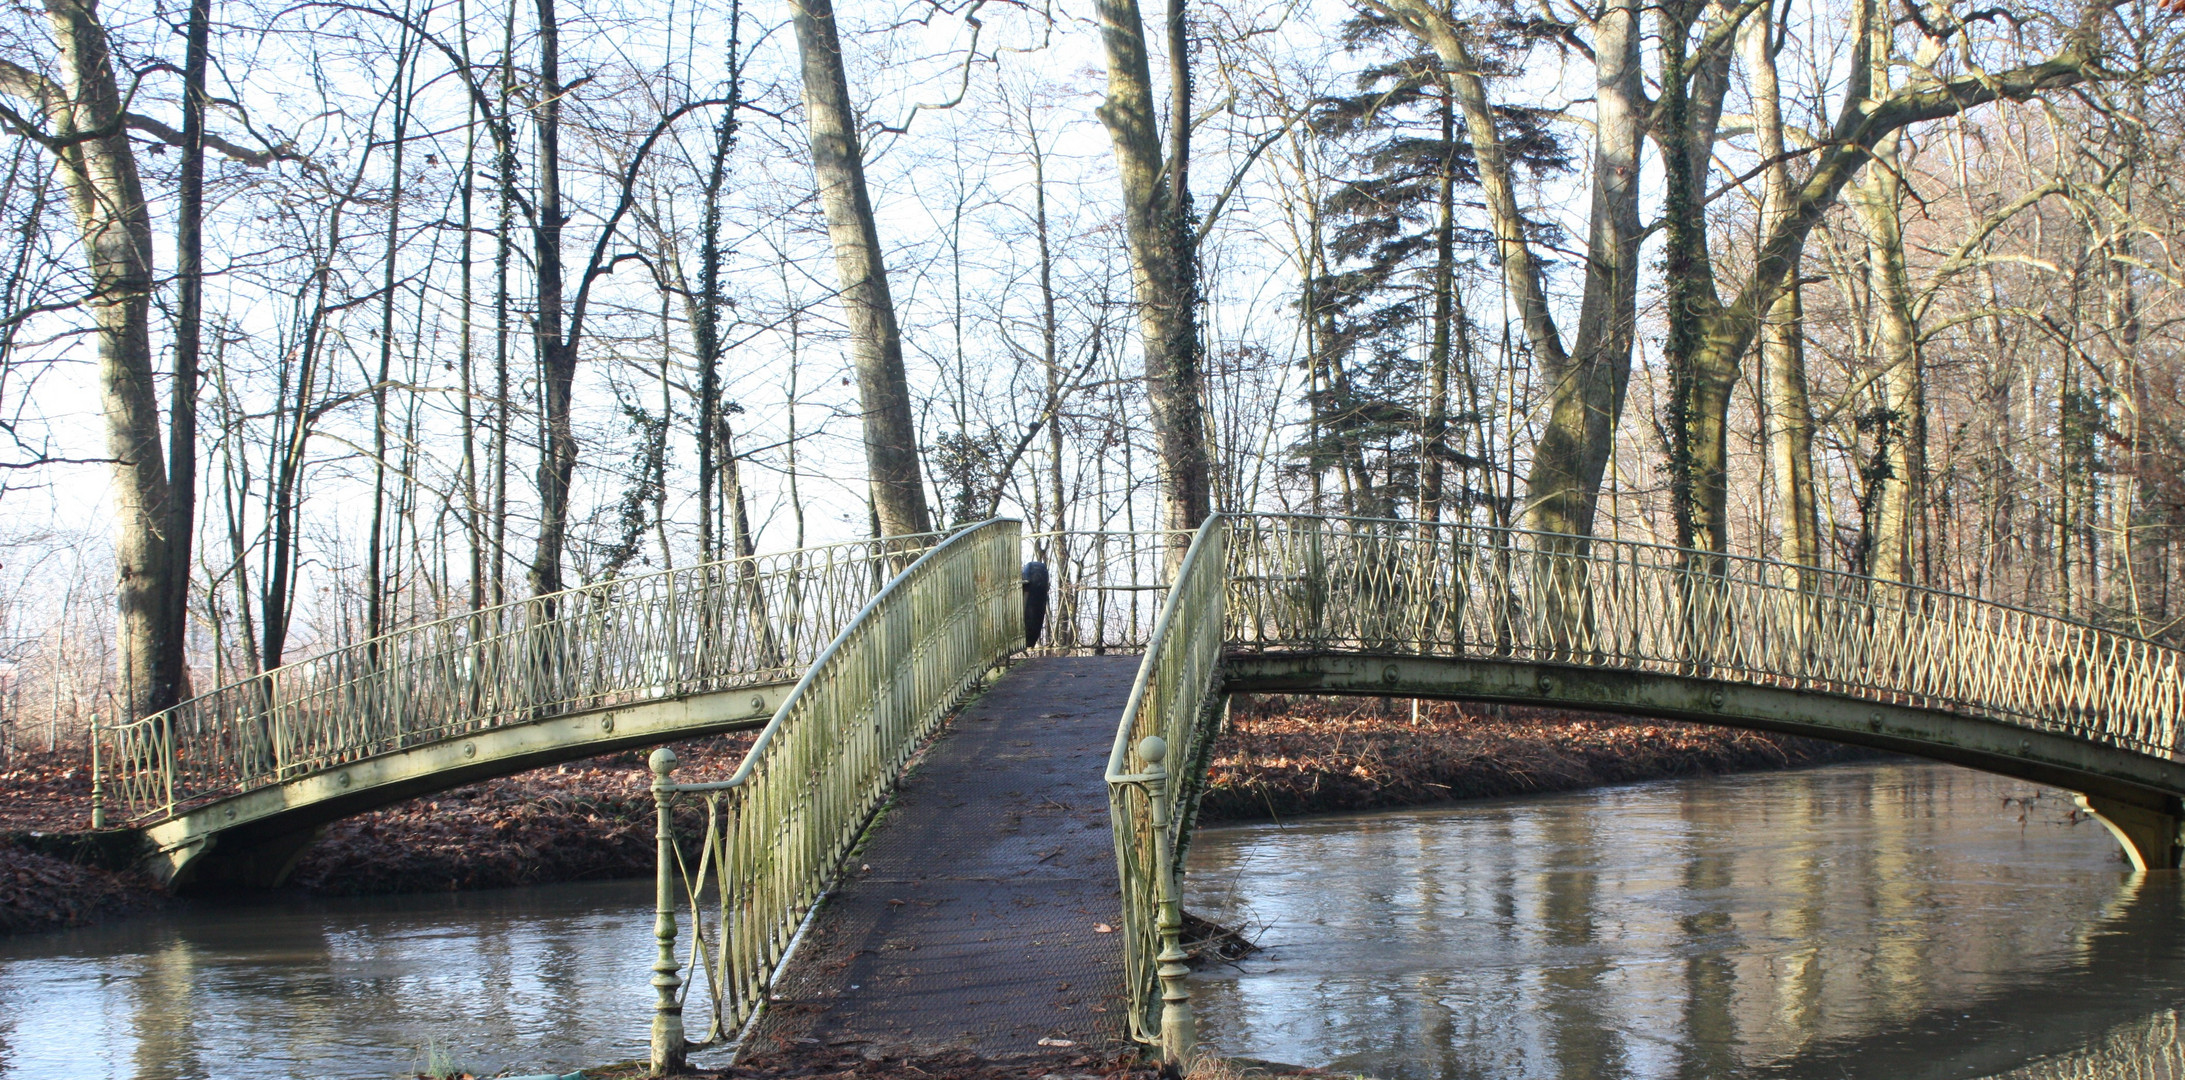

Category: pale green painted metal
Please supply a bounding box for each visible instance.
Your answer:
[1104,517,1228,1057]
[100,533,938,822]
[1103,513,2185,1061]
[1220,515,2185,758]
[650,520,1023,1067]
[1023,528,1190,652]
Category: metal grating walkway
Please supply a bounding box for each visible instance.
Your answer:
[751,655,1138,1059]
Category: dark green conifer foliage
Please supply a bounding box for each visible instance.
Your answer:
[1296,10,1567,520]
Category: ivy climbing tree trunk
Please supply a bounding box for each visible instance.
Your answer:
[1851,131,1925,582]
[1096,0,1213,547]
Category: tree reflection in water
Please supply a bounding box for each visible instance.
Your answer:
[1183,760,2185,1080]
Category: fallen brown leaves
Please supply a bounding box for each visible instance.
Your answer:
[1197,697,1883,822]
[0,756,99,833]
[0,843,159,935]
[0,696,1878,936]
[291,733,757,894]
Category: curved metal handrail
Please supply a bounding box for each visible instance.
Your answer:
[102,533,943,821]
[1231,511,2164,645]
[647,519,1023,1062]
[1108,512,2185,1063]
[1223,515,2185,758]
[1104,516,1228,1055]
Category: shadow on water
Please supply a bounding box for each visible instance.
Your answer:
[1183,761,2185,1080]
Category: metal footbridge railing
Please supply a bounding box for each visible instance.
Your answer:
[645,520,1024,1071]
[83,511,2185,1073]
[1108,513,2185,1065]
[100,533,939,823]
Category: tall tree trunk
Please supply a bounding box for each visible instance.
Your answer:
[1851,135,1924,583]
[787,0,934,538]
[169,0,210,701]
[693,106,737,562]
[30,0,185,717]
[1742,1,1820,569]
[1660,0,1741,555]
[457,0,483,612]
[1095,0,1213,544]
[1847,0,1925,584]
[368,29,414,640]
[1421,80,1456,523]
[1372,0,1640,541]
[1526,0,1641,541]
[1031,118,1070,636]
[528,0,575,599]
[490,0,515,606]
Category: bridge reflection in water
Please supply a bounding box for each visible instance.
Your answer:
[1183,760,2185,1080]
[1,762,2176,1080]
[88,513,2185,1071]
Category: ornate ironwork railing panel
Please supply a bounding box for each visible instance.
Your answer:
[1221,515,2185,759]
[649,519,1023,1065]
[103,534,940,821]
[1025,529,1189,653]
[1107,513,2185,1061]
[1104,517,1228,1054]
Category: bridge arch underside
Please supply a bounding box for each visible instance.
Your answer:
[1224,652,2185,872]
[143,681,796,892]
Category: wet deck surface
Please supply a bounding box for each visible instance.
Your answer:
[752,654,1138,1059]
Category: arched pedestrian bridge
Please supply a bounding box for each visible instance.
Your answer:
[97,514,2185,1068]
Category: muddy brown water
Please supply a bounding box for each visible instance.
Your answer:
[1184,759,2185,1080]
[3,760,2179,1079]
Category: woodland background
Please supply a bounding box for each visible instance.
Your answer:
[0,0,2180,753]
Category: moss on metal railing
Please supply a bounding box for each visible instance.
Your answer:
[99,533,941,823]
[647,519,1023,1073]
[1104,516,1229,1066]
[1104,513,2185,1065]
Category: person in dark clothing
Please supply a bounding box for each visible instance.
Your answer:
[1022,561,1050,647]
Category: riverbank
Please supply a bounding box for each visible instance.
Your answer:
[0,732,758,933]
[575,1046,1159,1080]
[1,697,1881,934]
[1196,696,1885,823]
[573,1047,1318,1080]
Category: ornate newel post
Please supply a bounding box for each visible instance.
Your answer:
[89,714,105,829]
[1137,735,1197,1069]
[650,748,687,1075]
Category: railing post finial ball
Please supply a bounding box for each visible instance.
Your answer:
[1136,735,1168,765]
[649,747,679,782]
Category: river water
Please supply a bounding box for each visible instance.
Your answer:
[0,879,687,1079]
[4,760,2180,1079]
[1184,760,2185,1080]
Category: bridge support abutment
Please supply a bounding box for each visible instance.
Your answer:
[151,824,326,891]
[2074,794,2185,872]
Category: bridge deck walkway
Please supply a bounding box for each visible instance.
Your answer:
[751,654,1136,1059]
